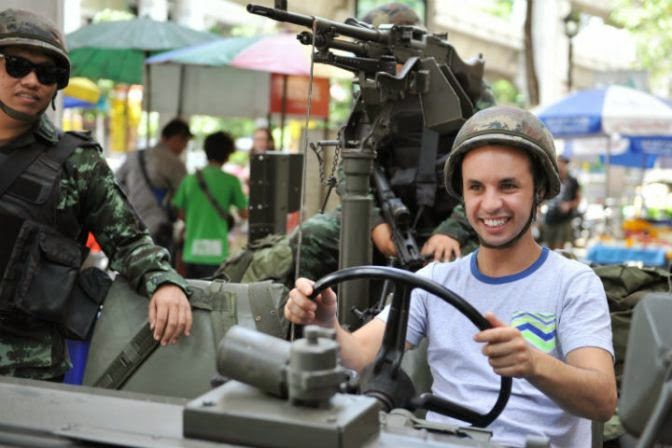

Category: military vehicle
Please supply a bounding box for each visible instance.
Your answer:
[1,277,670,447]
[1,3,669,448]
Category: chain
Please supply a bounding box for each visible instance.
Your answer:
[328,144,341,186]
[311,141,340,188]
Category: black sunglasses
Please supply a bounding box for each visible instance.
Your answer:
[0,53,68,88]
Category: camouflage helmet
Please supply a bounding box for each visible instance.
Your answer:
[0,9,70,88]
[444,105,561,201]
[361,3,421,27]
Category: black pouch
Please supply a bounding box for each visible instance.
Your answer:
[61,267,112,340]
[12,220,82,324]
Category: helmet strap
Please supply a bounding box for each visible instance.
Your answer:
[0,98,42,123]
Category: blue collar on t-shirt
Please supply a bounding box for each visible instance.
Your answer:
[470,246,550,284]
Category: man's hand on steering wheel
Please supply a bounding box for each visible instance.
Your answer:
[475,312,539,379]
[285,278,338,328]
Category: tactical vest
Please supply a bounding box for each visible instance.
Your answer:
[377,96,459,241]
[0,131,104,339]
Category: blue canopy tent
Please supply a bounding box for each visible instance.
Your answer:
[537,85,672,194]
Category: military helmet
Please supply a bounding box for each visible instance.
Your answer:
[443,105,561,201]
[0,8,70,88]
[361,3,421,27]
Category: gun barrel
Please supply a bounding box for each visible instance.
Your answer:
[298,31,366,56]
[247,4,386,43]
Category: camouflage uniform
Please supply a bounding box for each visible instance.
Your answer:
[0,115,190,380]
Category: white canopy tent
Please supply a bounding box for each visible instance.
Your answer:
[148,63,271,119]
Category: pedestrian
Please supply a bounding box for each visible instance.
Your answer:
[542,155,581,250]
[116,117,193,255]
[0,9,192,381]
[173,131,248,278]
[251,127,275,155]
[285,106,616,447]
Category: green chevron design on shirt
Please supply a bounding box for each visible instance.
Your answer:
[511,311,557,353]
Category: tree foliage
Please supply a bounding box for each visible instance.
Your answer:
[611,0,672,90]
[491,79,525,106]
[482,0,514,18]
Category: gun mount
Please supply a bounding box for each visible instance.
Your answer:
[248,4,489,330]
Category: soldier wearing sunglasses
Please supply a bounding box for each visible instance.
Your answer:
[0,9,193,381]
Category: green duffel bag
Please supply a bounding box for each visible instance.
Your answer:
[82,276,289,399]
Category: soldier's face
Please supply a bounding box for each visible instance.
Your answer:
[0,46,58,119]
[461,145,536,249]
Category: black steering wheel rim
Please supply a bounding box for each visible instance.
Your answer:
[311,265,512,427]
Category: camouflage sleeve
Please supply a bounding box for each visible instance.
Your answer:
[61,147,191,298]
[432,205,478,249]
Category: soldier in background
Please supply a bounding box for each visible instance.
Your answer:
[217,2,481,286]
[0,9,192,381]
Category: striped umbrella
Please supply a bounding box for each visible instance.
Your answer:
[146,33,351,79]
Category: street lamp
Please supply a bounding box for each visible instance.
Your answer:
[563,11,580,92]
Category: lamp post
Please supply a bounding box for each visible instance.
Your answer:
[563,12,580,92]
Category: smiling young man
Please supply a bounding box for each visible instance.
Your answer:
[0,9,192,381]
[284,106,616,447]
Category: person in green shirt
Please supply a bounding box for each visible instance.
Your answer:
[173,131,248,278]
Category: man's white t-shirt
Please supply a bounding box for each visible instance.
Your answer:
[377,247,613,447]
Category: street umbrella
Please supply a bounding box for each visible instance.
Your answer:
[67,17,217,146]
[146,33,351,79]
[537,86,672,194]
[62,77,101,109]
[147,33,351,145]
[538,85,672,153]
[67,17,218,84]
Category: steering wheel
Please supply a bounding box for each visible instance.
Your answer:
[309,265,512,428]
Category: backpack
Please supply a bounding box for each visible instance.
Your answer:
[594,264,671,388]
[593,264,671,442]
[214,234,293,285]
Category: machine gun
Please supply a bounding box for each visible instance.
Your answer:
[247,4,486,122]
[248,3,488,330]
[372,163,425,272]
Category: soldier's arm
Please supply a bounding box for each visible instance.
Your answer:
[64,147,192,343]
[432,205,478,253]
